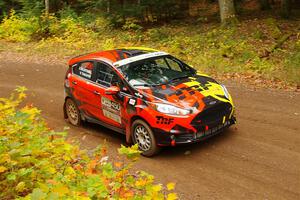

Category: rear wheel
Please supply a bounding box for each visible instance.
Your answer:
[65,98,81,126]
[132,120,160,157]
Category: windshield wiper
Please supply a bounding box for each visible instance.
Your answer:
[168,75,190,83]
[132,83,156,87]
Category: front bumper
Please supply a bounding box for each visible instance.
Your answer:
[153,117,236,146]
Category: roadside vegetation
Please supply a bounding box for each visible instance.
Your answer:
[0,1,299,87]
[0,87,177,199]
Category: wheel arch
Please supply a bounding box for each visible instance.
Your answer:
[129,115,161,156]
[63,96,71,119]
[126,115,152,143]
[63,96,85,121]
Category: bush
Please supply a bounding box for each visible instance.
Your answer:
[0,87,177,199]
[0,10,39,42]
[284,39,300,84]
[35,16,99,53]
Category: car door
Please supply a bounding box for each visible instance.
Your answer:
[93,61,130,129]
[70,61,101,119]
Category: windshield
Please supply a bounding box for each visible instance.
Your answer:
[118,55,196,87]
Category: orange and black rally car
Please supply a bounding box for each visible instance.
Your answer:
[64,47,236,156]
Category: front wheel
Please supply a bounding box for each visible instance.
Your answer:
[65,98,81,126]
[132,120,161,157]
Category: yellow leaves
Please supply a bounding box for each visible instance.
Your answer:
[167,182,178,200]
[0,87,179,199]
[20,106,40,120]
[62,155,71,161]
[0,154,10,164]
[48,167,57,175]
[152,184,162,192]
[0,166,7,173]
[64,166,76,179]
[15,86,27,99]
[167,182,176,191]
[18,92,27,100]
[167,193,178,200]
[135,179,148,187]
[53,185,70,197]
[16,181,26,193]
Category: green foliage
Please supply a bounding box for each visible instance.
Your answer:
[57,6,79,19]
[146,27,170,42]
[0,11,299,84]
[118,145,141,160]
[17,0,43,17]
[122,18,143,31]
[0,10,39,42]
[0,87,177,199]
[265,18,282,39]
[39,17,98,50]
[252,30,265,40]
[284,38,300,83]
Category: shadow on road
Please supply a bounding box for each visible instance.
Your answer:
[74,120,236,158]
[156,128,236,158]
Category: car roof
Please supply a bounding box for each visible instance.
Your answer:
[113,51,169,67]
[68,47,162,66]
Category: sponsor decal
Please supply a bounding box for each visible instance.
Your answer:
[103,110,121,124]
[101,97,121,123]
[79,66,92,79]
[129,99,136,105]
[102,97,120,111]
[156,116,174,125]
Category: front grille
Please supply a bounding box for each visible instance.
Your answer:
[191,102,232,132]
[195,120,231,139]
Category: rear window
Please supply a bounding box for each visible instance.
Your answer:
[73,61,94,80]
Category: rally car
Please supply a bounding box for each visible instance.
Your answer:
[63,47,236,156]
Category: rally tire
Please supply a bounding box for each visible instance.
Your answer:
[65,98,81,126]
[132,119,161,157]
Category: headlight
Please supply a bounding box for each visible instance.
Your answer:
[155,103,190,115]
[221,84,229,99]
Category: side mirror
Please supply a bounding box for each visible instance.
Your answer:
[105,86,120,95]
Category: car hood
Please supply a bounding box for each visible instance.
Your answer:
[136,73,233,112]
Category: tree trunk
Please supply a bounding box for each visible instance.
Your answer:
[45,0,49,14]
[107,0,111,13]
[179,0,190,17]
[281,0,291,18]
[259,0,271,10]
[218,0,237,25]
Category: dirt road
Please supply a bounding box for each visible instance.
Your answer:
[0,59,299,200]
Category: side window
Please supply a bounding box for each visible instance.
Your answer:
[95,62,124,89]
[95,63,114,87]
[155,58,170,69]
[165,57,182,72]
[73,61,94,80]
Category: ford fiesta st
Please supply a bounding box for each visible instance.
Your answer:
[64,47,236,156]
